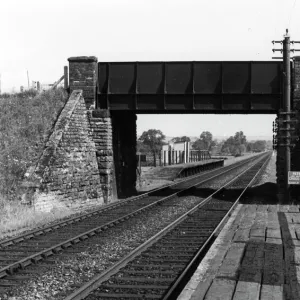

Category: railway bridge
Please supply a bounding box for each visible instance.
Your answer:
[23,52,300,211]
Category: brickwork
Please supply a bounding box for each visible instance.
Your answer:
[291,56,300,199]
[293,57,300,110]
[22,90,104,211]
[89,109,116,202]
[68,56,98,109]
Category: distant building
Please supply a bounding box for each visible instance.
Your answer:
[40,83,54,91]
[20,81,41,92]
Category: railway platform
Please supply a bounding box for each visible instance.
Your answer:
[143,159,224,181]
[178,201,300,300]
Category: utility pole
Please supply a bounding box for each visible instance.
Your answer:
[272,29,300,202]
[27,70,30,89]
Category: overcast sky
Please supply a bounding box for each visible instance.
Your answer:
[1,0,299,138]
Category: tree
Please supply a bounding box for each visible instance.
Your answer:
[171,136,191,143]
[200,131,213,150]
[234,131,247,145]
[138,129,165,167]
[252,140,267,152]
[221,131,247,156]
[192,131,214,151]
[136,140,150,154]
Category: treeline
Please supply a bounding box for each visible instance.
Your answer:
[138,129,270,165]
[0,88,68,199]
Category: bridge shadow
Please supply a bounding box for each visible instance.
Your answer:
[175,182,278,204]
[136,182,279,205]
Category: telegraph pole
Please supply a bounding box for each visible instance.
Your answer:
[27,70,30,89]
[272,29,300,202]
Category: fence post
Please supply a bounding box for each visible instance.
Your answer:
[64,66,68,90]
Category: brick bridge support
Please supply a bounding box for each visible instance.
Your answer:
[291,56,300,200]
[276,56,300,201]
[111,111,137,198]
[68,56,137,200]
[22,90,105,211]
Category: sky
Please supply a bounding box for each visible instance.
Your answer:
[1,0,300,139]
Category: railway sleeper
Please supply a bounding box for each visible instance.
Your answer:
[0,279,20,287]
[127,263,186,269]
[91,292,162,299]
[113,277,175,283]
[99,283,169,290]
[122,270,176,275]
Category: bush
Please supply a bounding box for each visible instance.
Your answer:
[0,88,68,199]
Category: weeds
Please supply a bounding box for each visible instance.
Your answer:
[0,88,68,199]
[0,194,75,240]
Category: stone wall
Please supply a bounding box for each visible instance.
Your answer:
[22,90,104,211]
[89,109,117,201]
[291,56,300,199]
[293,57,300,109]
[68,56,98,109]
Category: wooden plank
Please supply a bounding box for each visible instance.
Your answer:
[233,229,250,242]
[260,285,284,300]
[204,279,236,300]
[266,228,281,239]
[250,228,266,238]
[217,243,245,279]
[232,281,260,300]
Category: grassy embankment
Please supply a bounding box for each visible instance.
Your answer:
[0,88,77,239]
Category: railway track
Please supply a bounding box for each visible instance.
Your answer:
[0,153,270,296]
[64,152,271,300]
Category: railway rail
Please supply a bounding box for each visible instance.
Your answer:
[0,153,270,296]
[64,152,271,300]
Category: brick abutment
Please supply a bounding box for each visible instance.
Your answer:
[22,90,105,211]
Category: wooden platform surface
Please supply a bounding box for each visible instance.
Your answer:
[178,203,300,300]
[143,159,224,181]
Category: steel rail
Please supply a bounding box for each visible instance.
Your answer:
[0,154,267,281]
[63,153,271,300]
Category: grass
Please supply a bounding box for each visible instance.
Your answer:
[0,194,77,240]
[0,88,68,199]
[0,88,70,240]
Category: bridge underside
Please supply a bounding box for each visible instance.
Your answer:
[97,61,283,113]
